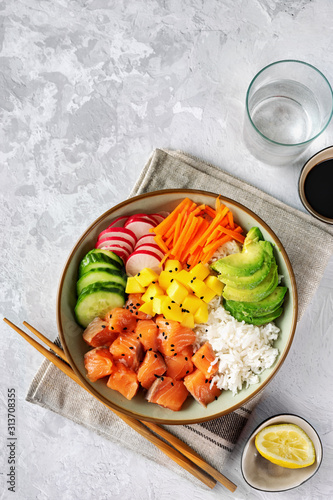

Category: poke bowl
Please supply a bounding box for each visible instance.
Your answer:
[57,189,297,424]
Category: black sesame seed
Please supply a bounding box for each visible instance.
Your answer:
[169,270,172,273]
[154,354,157,358]
[126,306,129,309]
[111,327,114,330]
[123,327,127,330]
[135,312,138,315]
[149,348,152,351]
[186,370,189,374]
[161,377,164,381]
[205,379,208,383]
[215,396,218,400]
[139,333,142,337]
[136,303,140,306]
[170,343,174,347]
[152,281,156,284]
[202,355,205,359]
[156,325,160,329]
[168,306,171,310]
[200,296,204,300]
[190,280,193,283]
[179,304,182,307]
[185,357,188,361]
[175,268,178,271]
[154,374,160,378]
[170,278,174,282]
[137,273,141,276]
[101,325,106,329]
[121,353,125,356]
[132,305,137,309]
[173,353,177,356]
[164,336,167,340]
[170,349,174,352]
[109,314,112,318]
[171,382,174,386]
[129,346,134,350]
[165,322,169,325]
[171,300,175,304]
[130,309,133,313]
[193,276,196,280]
[150,297,153,300]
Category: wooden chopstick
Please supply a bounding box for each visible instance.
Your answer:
[4,318,215,489]
[4,318,237,492]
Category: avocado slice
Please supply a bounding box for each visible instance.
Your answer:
[222,263,279,302]
[224,286,287,317]
[244,227,264,245]
[211,238,267,277]
[224,304,284,325]
[219,242,273,290]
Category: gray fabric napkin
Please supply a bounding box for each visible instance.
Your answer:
[26,149,333,487]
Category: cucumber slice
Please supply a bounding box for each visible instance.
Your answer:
[77,268,127,296]
[75,284,125,328]
[79,249,123,277]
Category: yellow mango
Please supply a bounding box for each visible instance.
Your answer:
[182,295,203,314]
[125,276,146,294]
[166,280,189,305]
[142,283,165,303]
[152,296,167,315]
[194,302,209,324]
[164,259,182,273]
[205,275,224,295]
[189,263,211,281]
[181,312,195,329]
[135,268,160,287]
[161,297,183,322]
[158,270,175,290]
[174,269,192,291]
[138,301,154,316]
[189,278,216,303]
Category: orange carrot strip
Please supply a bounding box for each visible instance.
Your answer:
[165,233,174,248]
[227,211,234,229]
[202,235,232,254]
[215,195,221,211]
[179,217,200,261]
[154,234,169,254]
[172,212,195,258]
[187,219,210,255]
[159,251,170,267]
[204,206,216,218]
[192,204,206,216]
[194,206,229,249]
[152,198,192,234]
[214,225,245,244]
[172,213,183,247]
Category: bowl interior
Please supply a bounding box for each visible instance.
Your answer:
[57,189,297,424]
[241,414,323,492]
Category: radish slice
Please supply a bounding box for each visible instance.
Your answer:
[126,214,157,225]
[98,244,131,259]
[157,211,170,218]
[125,250,162,276]
[105,216,129,229]
[97,227,137,247]
[95,237,133,253]
[134,243,165,259]
[134,234,157,248]
[124,220,156,240]
[148,213,166,224]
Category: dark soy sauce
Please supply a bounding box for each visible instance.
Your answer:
[304,159,333,218]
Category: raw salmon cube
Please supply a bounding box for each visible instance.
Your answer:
[125,294,152,319]
[146,376,189,411]
[109,331,144,371]
[83,317,118,347]
[164,347,194,380]
[137,351,166,389]
[191,342,218,378]
[155,316,196,356]
[84,347,114,382]
[106,307,137,334]
[184,369,222,407]
[107,362,139,400]
[135,319,158,351]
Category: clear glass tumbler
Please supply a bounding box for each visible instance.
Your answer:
[244,60,333,166]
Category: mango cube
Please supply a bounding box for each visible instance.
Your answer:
[166,280,188,305]
[189,279,216,303]
[164,259,182,273]
[175,269,192,291]
[158,270,175,290]
[182,295,203,314]
[194,302,209,324]
[138,301,154,316]
[181,312,195,329]
[152,296,167,315]
[135,268,160,287]
[188,278,206,295]
[142,283,165,303]
[189,263,211,281]
[205,275,224,295]
[161,297,183,322]
[125,276,146,294]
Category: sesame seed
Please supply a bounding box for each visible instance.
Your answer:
[170,349,174,352]
[171,382,174,386]
[200,296,204,300]
[169,270,172,273]
[129,346,134,350]
[126,306,129,309]
[205,379,208,383]
[161,377,164,381]
[170,344,174,347]
[215,396,218,400]
[135,312,138,315]
[202,355,205,359]
[111,327,114,330]
[164,336,167,340]
[154,374,160,378]
[150,297,153,300]
[123,327,127,330]
[152,281,156,284]
[149,348,152,351]
[165,322,169,325]
[154,354,157,358]
[137,273,141,276]
[109,314,112,318]
[171,300,175,304]
[130,309,133,313]
[121,353,125,356]
[170,278,174,282]
[185,357,188,361]
[173,353,177,356]
[175,268,178,271]
[168,306,171,310]
[101,325,106,329]
[139,334,142,337]
[186,370,189,374]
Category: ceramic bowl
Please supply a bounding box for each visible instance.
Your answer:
[57,189,297,424]
[241,414,323,492]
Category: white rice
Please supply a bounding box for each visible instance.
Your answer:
[194,240,280,395]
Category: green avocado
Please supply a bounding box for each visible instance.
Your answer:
[224,286,287,317]
[224,304,284,325]
[210,238,267,277]
[244,227,264,246]
[222,263,279,302]
[219,242,273,289]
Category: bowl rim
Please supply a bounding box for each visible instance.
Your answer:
[298,145,333,224]
[240,413,323,492]
[56,188,298,424]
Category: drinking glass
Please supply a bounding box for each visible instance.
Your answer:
[244,60,333,166]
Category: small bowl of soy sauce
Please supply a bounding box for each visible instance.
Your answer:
[299,146,333,224]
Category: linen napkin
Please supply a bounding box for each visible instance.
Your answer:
[26,149,333,486]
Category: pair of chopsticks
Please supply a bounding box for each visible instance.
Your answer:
[3,318,237,492]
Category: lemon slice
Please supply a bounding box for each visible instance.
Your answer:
[255,423,316,469]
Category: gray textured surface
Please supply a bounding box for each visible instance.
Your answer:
[1,1,333,499]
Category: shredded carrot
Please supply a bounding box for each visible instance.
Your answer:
[151,195,245,268]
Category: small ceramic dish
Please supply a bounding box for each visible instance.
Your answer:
[241,414,323,492]
[298,145,333,224]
